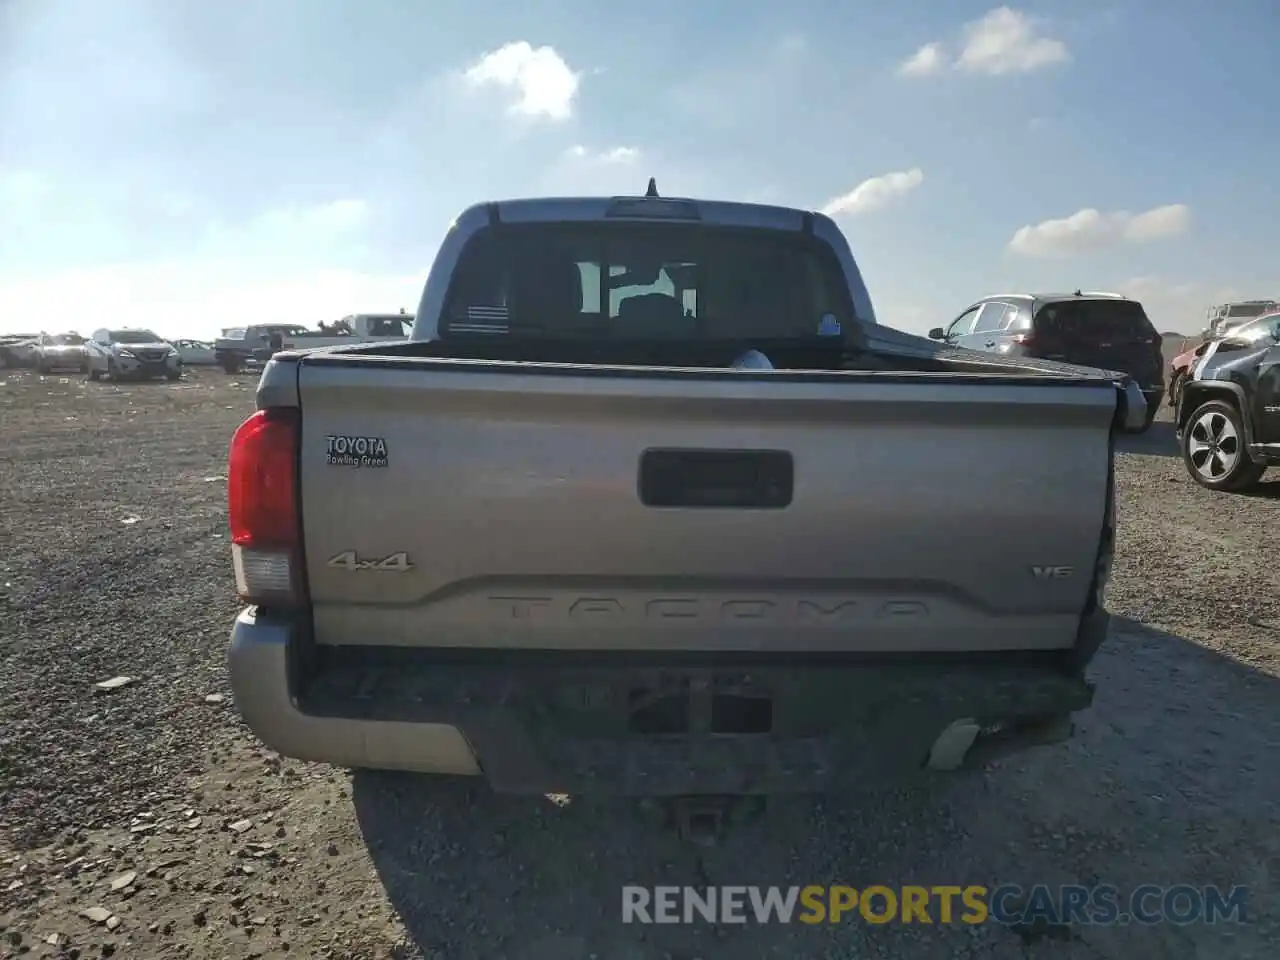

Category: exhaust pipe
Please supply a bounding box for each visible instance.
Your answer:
[927,715,1075,772]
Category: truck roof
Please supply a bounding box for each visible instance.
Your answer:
[475,194,816,232]
[420,183,879,337]
[977,292,1137,305]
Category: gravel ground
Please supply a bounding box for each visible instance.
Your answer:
[0,366,1276,959]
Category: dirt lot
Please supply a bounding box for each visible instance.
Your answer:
[0,366,1276,960]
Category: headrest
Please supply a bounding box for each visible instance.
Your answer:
[614,293,693,339]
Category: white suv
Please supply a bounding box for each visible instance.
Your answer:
[86,328,182,382]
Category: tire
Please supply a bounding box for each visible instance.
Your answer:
[166,369,182,381]
[1181,399,1266,492]
[87,364,100,381]
[105,358,118,382]
[1167,373,1183,409]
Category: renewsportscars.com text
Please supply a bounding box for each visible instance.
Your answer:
[621,884,1249,926]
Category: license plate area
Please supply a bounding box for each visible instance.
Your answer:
[638,448,793,508]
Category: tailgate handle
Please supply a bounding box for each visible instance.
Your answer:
[638,449,793,509]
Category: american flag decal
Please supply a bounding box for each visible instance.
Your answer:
[452,304,509,334]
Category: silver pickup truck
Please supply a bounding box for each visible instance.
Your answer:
[226,187,1145,798]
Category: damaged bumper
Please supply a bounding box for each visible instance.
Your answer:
[229,604,1107,796]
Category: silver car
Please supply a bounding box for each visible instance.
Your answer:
[34,333,90,373]
[86,328,183,381]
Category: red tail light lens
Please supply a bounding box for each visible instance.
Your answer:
[228,408,304,606]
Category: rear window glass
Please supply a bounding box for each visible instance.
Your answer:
[109,330,161,344]
[365,316,409,337]
[1035,300,1155,341]
[441,223,854,341]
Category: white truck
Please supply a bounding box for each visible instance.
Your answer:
[1205,300,1280,339]
[214,314,411,373]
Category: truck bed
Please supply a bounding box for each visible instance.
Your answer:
[269,342,1122,658]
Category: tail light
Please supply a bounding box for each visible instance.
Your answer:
[1092,448,1117,611]
[228,407,306,607]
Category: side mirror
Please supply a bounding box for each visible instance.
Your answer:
[927,327,946,340]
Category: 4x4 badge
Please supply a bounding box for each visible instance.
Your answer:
[327,551,412,572]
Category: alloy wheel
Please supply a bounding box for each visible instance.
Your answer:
[1187,409,1240,481]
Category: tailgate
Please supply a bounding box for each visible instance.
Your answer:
[1062,338,1162,385]
[1038,299,1163,386]
[294,360,1116,654]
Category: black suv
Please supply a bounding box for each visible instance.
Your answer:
[1176,311,1280,492]
[929,292,1165,432]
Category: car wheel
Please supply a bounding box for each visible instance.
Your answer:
[1167,373,1183,409]
[104,358,118,382]
[166,369,182,381]
[1181,399,1266,492]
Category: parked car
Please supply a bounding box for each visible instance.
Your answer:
[171,339,217,366]
[1176,311,1280,491]
[1167,340,1207,409]
[929,291,1164,432]
[1204,300,1279,339]
[33,333,90,373]
[1169,314,1280,411]
[214,324,312,373]
[85,328,183,381]
[224,186,1145,801]
[214,315,411,373]
[0,333,42,368]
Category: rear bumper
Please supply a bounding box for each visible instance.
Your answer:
[228,604,1109,795]
[227,610,481,776]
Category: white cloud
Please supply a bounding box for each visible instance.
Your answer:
[565,145,640,164]
[957,7,1069,75]
[0,262,423,340]
[820,169,924,217]
[462,42,580,120]
[899,7,1067,78]
[1122,204,1192,243]
[0,186,402,339]
[898,42,946,77]
[1007,204,1190,258]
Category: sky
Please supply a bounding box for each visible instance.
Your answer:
[1,0,1277,340]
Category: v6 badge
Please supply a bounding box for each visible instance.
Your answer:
[327,551,413,572]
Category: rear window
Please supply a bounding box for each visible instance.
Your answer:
[441,223,855,341]
[365,316,409,337]
[1034,300,1156,342]
[109,329,161,344]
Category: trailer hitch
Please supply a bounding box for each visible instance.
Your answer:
[662,795,766,848]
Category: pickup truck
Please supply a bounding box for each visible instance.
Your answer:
[226,188,1146,801]
[215,314,411,373]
